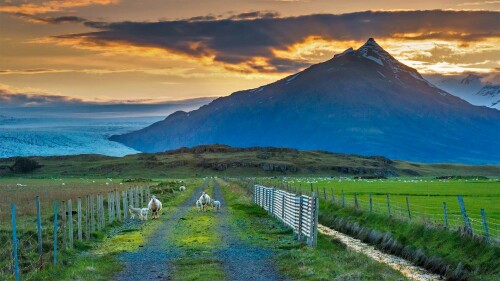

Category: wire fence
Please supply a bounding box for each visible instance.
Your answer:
[0,185,151,281]
[251,178,498,245]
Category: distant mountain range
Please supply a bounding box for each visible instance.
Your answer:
[427,73,500,110]
[110,38,500,164]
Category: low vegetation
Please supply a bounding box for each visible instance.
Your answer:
[318,202,500,280]
[1,145,499,178]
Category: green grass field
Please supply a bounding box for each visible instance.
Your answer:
[263,177,500,240]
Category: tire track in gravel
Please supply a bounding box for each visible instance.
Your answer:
[213,180,287,281]
[113,187,201,281]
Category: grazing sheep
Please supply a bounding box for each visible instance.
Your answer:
[179,186,186,191]
[199,192,211,212]
[141,208,149,220]
[148,195,163,219]
[212,200,221,211]
[129,205,143,220]
[196,199,202,211]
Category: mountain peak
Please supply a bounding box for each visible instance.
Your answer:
[354,37,395,67]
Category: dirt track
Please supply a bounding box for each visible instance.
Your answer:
[113,182,286,281]
[213,181,287,281]
[113,188,201,281]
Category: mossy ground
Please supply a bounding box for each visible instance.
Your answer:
[170,184,226,281]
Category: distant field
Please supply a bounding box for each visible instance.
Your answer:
[0,178,140,220]
[274,177,500,239]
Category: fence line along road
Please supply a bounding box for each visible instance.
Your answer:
[253,184,319,246]
[1,185,152,281]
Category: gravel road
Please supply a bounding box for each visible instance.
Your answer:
[213,181,287,281]
[113,188,201,281]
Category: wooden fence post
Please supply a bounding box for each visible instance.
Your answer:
[354,193,358,209]
[443,202,448,228]
[115,190,121,222]
[140,187,144,206]
[457,195,472,233]
[481,209,490,243]
[369,194,373,213]
[100,193,105,228]
[53,200,58,265]
[122,191,128,219]
[110,192,114,222]
[77,197,82,241]
[331,188,335,203]
[36,196,43,268]
[323,188,326,200]
[341,190,345,207]
[386,194,391,216]
[107,193,112,223]
[97,194,101,232]
[91,194,95,232]
[11,203,20,281]
[406,196,412,221]
[68,199,74,249]
[128,188,134,208]
[85,195,90,240]
[62,200,67,249]
[134,187,139,207]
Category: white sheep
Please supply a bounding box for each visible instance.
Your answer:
[212,200,221,212]
[141,208,149,220]
[148,195,163,219]
[179,186,186,191]
[199,192,211,212]
[195,199,202,211]
[129,205,143,220]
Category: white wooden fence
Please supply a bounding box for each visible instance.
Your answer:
[253,185,319,246]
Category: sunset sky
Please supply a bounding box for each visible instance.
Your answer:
[0,0,499,103]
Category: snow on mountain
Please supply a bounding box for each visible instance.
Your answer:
[475,85,500,109]
[426,73,499,110]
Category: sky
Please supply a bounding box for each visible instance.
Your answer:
[0,0,499,104]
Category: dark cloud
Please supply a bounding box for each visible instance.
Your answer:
[0,88,85,107]
[227,11,280,20]
[184,11,281,22]
[12,12,86,24]
[57,10,499,73]
[0,87,216,108]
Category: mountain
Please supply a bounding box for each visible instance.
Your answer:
[475,85,500,109]
[110,38,500,164]
[428,73,500,110]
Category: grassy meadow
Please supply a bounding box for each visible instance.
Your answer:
[269,177,500,239]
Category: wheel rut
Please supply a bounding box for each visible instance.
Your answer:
[213,180,287,281]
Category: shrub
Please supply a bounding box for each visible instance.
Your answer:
[10,157,41,173]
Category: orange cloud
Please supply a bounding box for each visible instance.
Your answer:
[0,0,119,15]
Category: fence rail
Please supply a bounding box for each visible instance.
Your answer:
[253,185,318,246]
[0,185,151,281]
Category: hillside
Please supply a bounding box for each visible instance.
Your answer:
[1,145,499,178]
[110,38,500,164]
